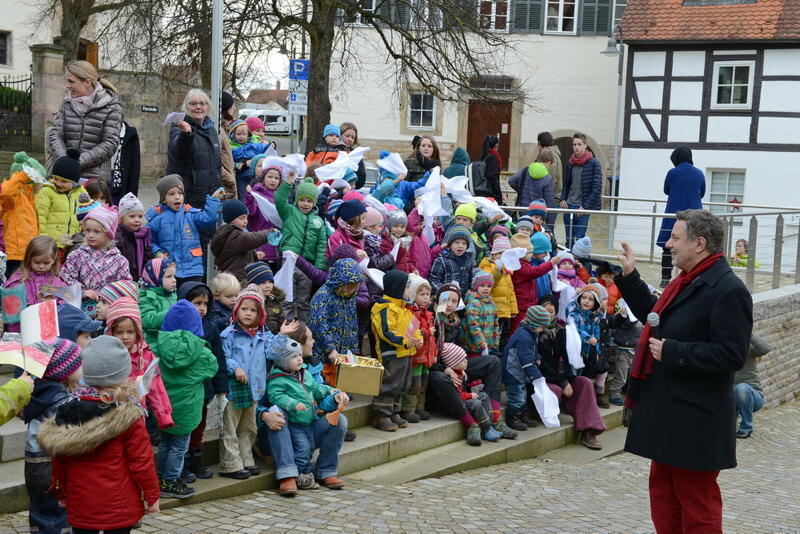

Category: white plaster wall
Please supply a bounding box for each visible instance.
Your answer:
[0,0,52,77]
[758,117,800,144]
[762,49,800,76]
[614,147,800,270]
[669,82,703,110]
[328,29,620,149]
[671,51,705,76]
[632,51,666,77]
[635,81,663,109]
[706,116,751,144]
[760,81,800,113]
[667,116,700,143]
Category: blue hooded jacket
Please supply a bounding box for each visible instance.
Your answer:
[57,303,102,342]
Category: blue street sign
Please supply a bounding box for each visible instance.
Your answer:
[289,59,310,81]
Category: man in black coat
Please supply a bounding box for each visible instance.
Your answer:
[615,209,752,534]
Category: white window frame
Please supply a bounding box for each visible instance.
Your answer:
[711,60,755,110]
[544,0,578,35]
[407,92,436,130]
[0,32,10,66]
[613,0,627,27]
[707,168,745,225]
[344,0,375,26]
[479,0,510,33]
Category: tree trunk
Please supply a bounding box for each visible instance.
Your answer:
[306,2,336,151]
[59,0,93,60]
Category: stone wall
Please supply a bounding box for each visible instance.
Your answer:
[101,69,192,178]
[753,285,800,408]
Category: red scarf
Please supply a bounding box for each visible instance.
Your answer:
[488,148,503,171]
[569,150,593,167]
[626,253,723,406]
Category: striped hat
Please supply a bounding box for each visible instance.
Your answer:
[471,269,494,291]
[327,199,344,218]
[440,343,467,369]
[444,225,472,246]
[83,204,119,239]
[42,338,83,381]
[489,225,510,241]
[245,261,273,285]
[527,199,548,217]
[524,305,552,329]
[76,193,101,222]
[99,280,139,304]
[104,297,142,338]
[515,216,534,233]
[491,235,511,255]
[233,284,266,327]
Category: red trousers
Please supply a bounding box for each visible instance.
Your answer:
[649,460,722,534]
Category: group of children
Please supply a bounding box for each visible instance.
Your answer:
[0,125,647,531]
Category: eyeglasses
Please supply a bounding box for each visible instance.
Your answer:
[188,101,208,107]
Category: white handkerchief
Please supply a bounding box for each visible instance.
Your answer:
[283,153,307,178]
[376,153,408,176]
[274,251,297,302]
[315,152,350,182]
[444,175,473,203]
[250,191,283,228]
[163,111,185,126]
[500,247,527,272]
[347,147,371,169]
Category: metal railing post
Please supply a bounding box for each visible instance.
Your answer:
[795,226,800,285]
[773,215,783,289]
[746,216,758,292]
[649,203,657,263]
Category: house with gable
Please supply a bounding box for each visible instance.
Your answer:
[614,0,800,268]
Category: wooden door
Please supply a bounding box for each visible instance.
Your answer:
[467,100,512,170]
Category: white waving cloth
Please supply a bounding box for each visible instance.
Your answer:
[250,191,283,228]
[274,251,297,302]
[565,318,585,370]
[376,152,408,176]
[531,377,561,428]
[282,153,307,178]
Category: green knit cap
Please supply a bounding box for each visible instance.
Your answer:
[11,151,46,179]
[295,178,319,204]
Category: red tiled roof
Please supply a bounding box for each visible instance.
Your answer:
[622,0,800,42]
[246,89,289,105]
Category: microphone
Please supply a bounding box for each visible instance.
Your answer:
[647,312,661,340]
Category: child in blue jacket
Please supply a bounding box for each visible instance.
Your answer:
[145,174,223,282]
[219,284,297,480]
[370,152,427,210]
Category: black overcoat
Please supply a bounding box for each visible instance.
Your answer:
[615,258,752,471]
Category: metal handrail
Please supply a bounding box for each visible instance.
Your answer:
[602,195,800,211]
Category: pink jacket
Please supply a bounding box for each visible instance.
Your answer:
[60,245,132,292]
[130,342,174,429]
[326,228,365,260]
[2,271,67,332]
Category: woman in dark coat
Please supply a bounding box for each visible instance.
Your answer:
[480,135,503,204]
[47,60,123,183]
[403,136,441,182]
[656,146,706,287]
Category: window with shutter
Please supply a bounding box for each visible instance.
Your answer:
[480,0,509,31]
[545,0,577,34]
[512,0,544,33]
[580,0,610,35]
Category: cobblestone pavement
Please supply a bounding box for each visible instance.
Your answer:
[1,402,798,533]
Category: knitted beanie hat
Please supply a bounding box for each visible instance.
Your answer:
[222,199,248,224]
[406,274,431,302]
[575,285,601,310]
[51,148,81,183]
[11,151,46,178]
[326,199,343,219]
[510,233,533,253]
[440,343,467,369]
[157,174,184,203]
[227,119,247,138]
[343,168,358,184]
[386,207,408,228]
[527,199,547,217]
[81,336,132,387]
[343,190,365,203]
[454,202,477,222]
[118,192,145,220]
[245,116,266,131]
[532,232,552,254]
[587,282,608,301]
[270,337,304,371]
[491,235,511,255]
[364,207,383,227]
[233,284,266,326]
[337,199,366,222]
[515,215,534,233]
[557,252,575,267]
[76,193,101,222]
[471,269,494,291]
[42,338,83,382]
[444,225,472,246]
[104,297,142,338]
[84,204,119,239]
[323,124,341,138]
[295,178,319,203]
[99,280,139,304]
[524,305,552,329]
[245,262,273,285]
[572,236,592,258]
[528,161,549,180]
[488,224,510,241]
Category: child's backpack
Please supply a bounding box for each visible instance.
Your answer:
[466,160,491,197]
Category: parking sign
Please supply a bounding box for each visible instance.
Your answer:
[289,59,310,81]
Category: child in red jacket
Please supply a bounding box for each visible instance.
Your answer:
[37,336,160,532]
[401,274,437,422]
[509,233,558,333]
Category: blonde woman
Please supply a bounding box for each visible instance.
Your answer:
[47,60,123,182]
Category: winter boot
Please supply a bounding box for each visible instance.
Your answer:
[579,430,602,450]
[494,419,518,440]
[400,411,421,423]
[373,416,398,432]
[521,412,539,428]
[596,392,611,409]
[186,449,213,479]
[416,410,431,420]
[344,430,357,441]
[482,425,503,442]
[390,413,408,428]
[466,424,482,446]
[507,414,528,432]
[179,465,196,484]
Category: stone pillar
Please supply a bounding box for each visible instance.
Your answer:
[30,44,65,155]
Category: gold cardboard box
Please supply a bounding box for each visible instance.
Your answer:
[335,355,384,397]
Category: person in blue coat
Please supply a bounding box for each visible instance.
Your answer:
[560,133,602,248]
[145,174,222,283]
[656,146,705,287]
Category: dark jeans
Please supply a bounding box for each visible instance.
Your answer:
[563,203,590,248]
[25,459,69,533]
[427,354,501,419]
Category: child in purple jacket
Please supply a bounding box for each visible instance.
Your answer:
[114,193,153,281]
[243,165,283,272]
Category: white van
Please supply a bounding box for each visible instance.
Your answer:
[239,109,291,135]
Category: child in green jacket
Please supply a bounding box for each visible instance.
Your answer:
[154,300,218,499]
[36,149,86,251]
[140,258,178,346]
[274,175,328,321]
[267,333,349,490]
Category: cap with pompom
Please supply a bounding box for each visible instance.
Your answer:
[51,148,82,184]
[11,151,46,179]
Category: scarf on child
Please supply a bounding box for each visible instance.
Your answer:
[120,225,150,278]
[141,257,170,289]
[336,217,364,240]
[626,253,724,408]
[569,150,594,167]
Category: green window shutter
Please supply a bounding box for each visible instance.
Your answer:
[513,0,544,33]
[394,0,411,27]
[375,0,393,25]
[597,0,611,34]
[581,0,611,34]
